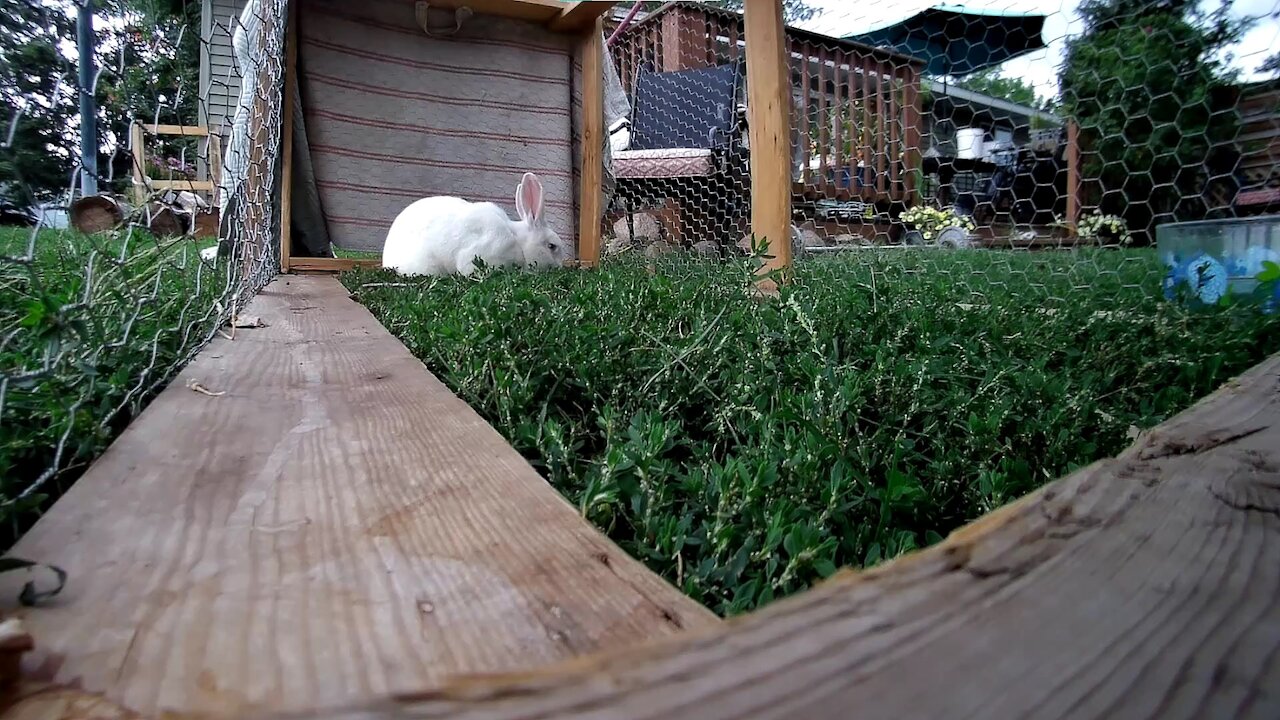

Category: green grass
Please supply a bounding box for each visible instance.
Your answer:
[0,226,223,547]
[341,248,1280,616]
[333,246,381,260]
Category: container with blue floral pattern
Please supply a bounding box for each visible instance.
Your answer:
[1157,215,1280,312]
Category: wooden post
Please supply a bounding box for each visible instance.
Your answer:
[661,8,706,71]
[130,121,147,205]
[744,0,793,290]
[279,0,298,272]
[902,65,921,206]
[240,4,278,276]
[577,19,605,269]
[1066,120,1081,234]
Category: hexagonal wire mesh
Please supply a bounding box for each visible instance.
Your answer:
[602,0,1278,269]
[1,0,1278,548]
[0,0,285,545]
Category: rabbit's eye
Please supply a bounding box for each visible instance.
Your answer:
[548,243,558,252]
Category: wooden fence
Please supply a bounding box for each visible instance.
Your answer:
[610,1,926,205]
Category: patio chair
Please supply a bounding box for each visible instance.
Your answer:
[610,59,749,250]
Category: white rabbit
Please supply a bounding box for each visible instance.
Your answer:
[382,172,575,276]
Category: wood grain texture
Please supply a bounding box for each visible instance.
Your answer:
[287,258,381,272]
[744,0,793,288]
[547,2,617,33]
[130,122,146,205]
[575,20,605,269]
[1,276,717,719]
[143,124,209,137]
[279,0,298,273]
[283,352,1280,720]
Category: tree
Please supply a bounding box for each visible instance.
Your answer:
[0,1,78,201]
[95,0,204,196]
[1258,51,1280,76]
[953,69,1055,113]
[1059,0,1248,242]
[0,0,203,202]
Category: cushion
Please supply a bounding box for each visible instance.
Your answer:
[612,148,715,179]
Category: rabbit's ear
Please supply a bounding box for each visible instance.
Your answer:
[517,172,544,227]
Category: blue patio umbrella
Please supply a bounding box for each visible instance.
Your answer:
[844,3,1047,77]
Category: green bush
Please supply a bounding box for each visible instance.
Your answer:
[342,250,1280,616]
[0,227,221,546]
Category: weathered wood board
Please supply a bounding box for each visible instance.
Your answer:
[288,352,1280,720]
[1,275,716,719]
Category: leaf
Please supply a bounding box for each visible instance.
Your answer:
[865,542,882,566]
[1257,261,1280,283]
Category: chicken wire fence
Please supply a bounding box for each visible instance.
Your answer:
[0,0,286,546]
[601,0,1279,286]
[1,0,1278,546]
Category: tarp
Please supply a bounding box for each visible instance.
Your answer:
[844,3,1047,77]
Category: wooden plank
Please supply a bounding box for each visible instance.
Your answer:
[798,40,811,187]
[831,48,844,186]
[816,45,828,192]
[889,66,901,200]
[288,256,381,272]
[660,8,705,71]
[902,65,921,206]
[208,133,223,191]
[149,179,216,192]
[744,0,793,288]
[240,6,275,279]
[279,0,298,273]
[547,2,617,33]
[860,54,872,201]
[2,276,718,719]
[875,64,887,196]
[130,122,146,205]
[143,123,209,137]
[425,0,566,25]
[295,350,1280,720]
[576,20,605,269]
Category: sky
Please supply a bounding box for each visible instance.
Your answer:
[792,0,1280,101]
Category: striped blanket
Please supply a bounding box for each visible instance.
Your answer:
[297,0,586,252]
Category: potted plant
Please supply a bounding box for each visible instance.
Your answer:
[899,205,977,248]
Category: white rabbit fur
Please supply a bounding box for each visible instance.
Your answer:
[382,172,575,276]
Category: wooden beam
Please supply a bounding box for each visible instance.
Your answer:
[279,0,298,273]
[744,0,793,289]
[129,121,146,205]
[148,179,216,192]
[277,350,1280,720]
[653,6,711,73]
[239,4,276,277]
[1066,120,1081,231]
[143,123,209,137]
[424,0,569,25]
[287,256,381,272]
[548,1,617,33]
[902,65,921,207]
[576,20,605,269]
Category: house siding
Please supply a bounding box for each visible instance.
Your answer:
[200,0,247,141]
